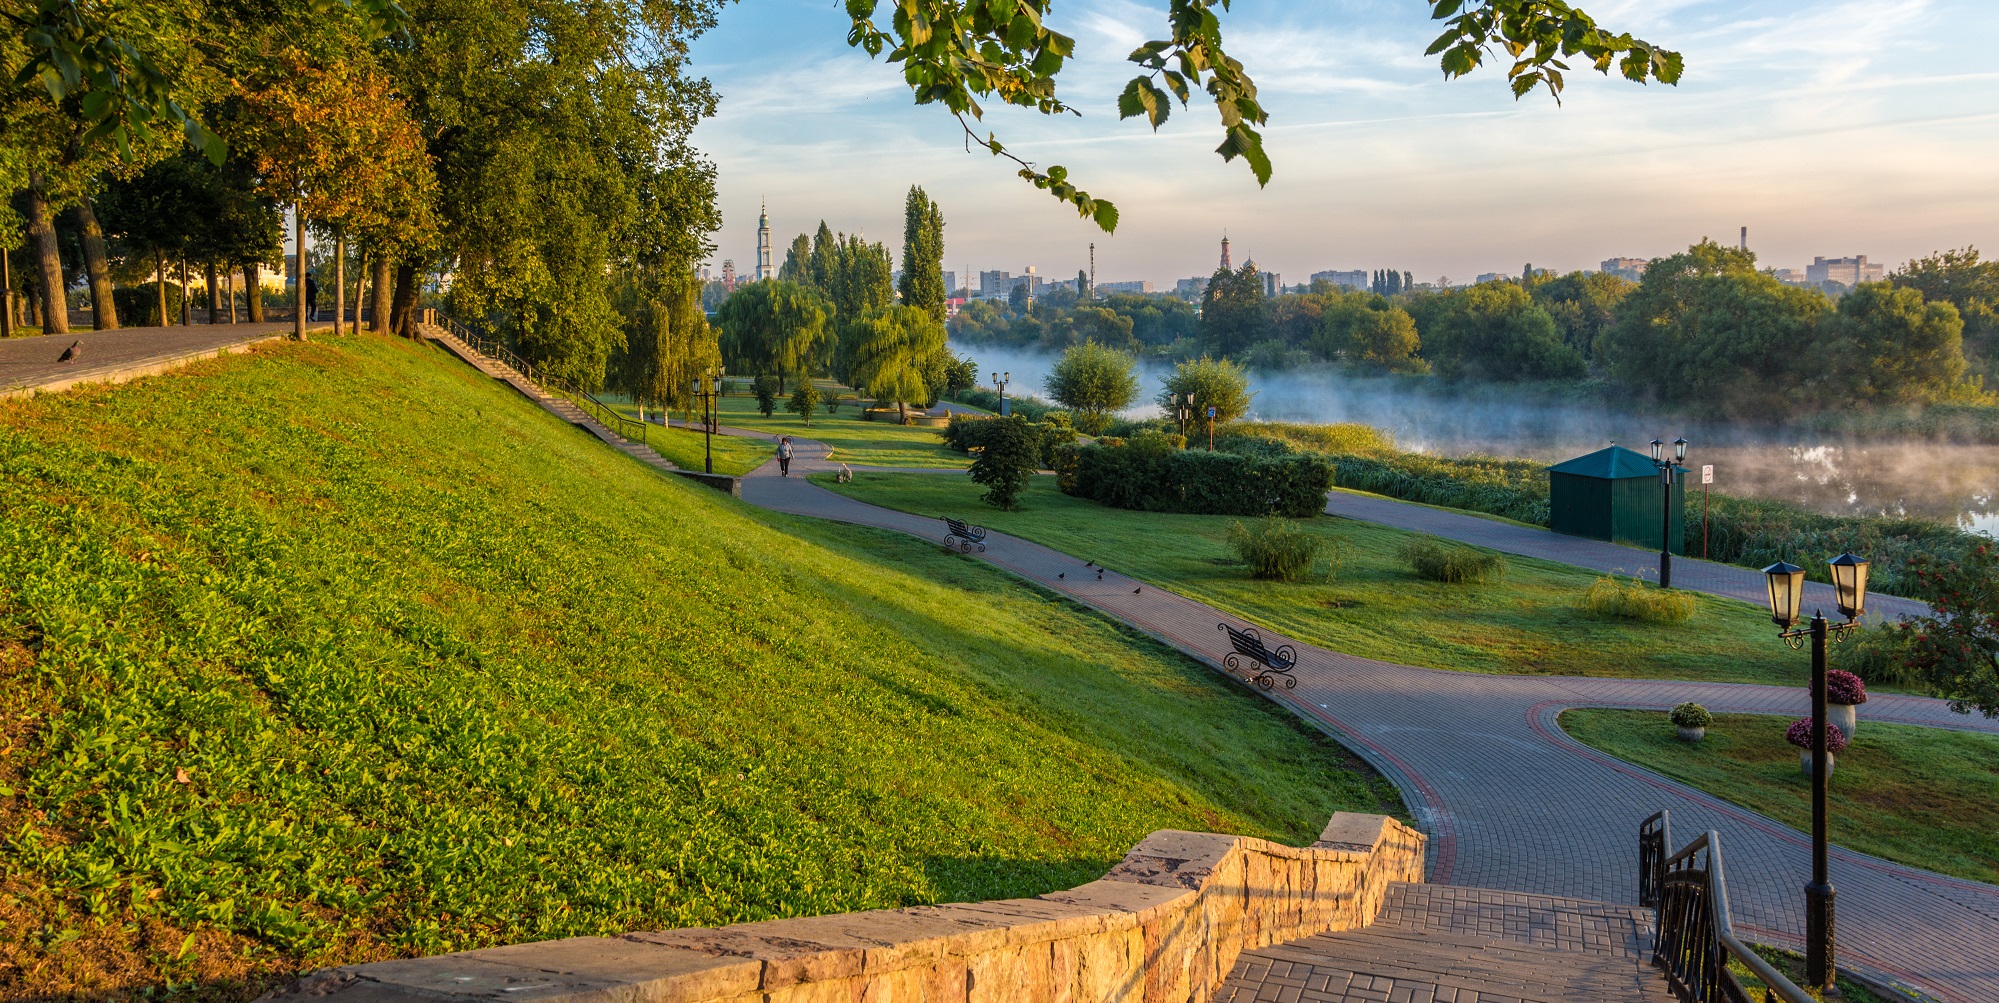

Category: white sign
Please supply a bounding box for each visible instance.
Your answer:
[1701,464,1715,485]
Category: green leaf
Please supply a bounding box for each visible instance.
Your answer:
[1091,199,1119,233]
[1431,0,1464,18]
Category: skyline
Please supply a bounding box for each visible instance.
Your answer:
[688,0,1999,289]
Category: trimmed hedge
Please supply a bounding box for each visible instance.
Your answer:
[1055,440,1333,517]
[943,412,1077,469]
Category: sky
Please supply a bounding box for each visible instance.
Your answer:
[686,0,1999,290]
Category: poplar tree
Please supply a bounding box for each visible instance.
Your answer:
[897,186,945,322]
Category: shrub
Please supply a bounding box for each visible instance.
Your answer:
[1785,717,1851,754]
[1055,441,1334,517]
[1226,519,1326,582]
[1817,669,1868,706]
[824,392,842,413]
[1669,703,1713,729]
[1332,452,1551,525]
[1228,421,1395,455]
[968,415,1040,509]
[1399,540,1506,584]
[1045,342,1139,434]
[111,282,186,327]
[752,375,779,416]
[1832,623,1925,691]
[1582,576,1697,624]
[785,382,821,426]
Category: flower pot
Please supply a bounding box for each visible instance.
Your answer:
[1830,702,1857,740]
[1676,726,1706,743]
[1799,750,1836,777]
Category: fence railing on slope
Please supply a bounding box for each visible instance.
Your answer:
[1640,811,1812,1003]
[434,312,650,447]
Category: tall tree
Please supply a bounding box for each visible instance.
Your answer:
[1200,262,1269,358]
[897,185,945,321]
[778,233,812,283]
[1045,341,1138,434]
[616,267,718,411]
[843,304,946,421]
[716,279,829,393]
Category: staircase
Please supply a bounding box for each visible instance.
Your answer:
[1216,883,1677,1003]
[422,322,678,476]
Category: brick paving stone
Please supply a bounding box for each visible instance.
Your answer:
[0,322,301,396]
[429,339,1999,1003]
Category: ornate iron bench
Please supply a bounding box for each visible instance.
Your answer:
[943,517,987,553]
[1218,623,1297,690]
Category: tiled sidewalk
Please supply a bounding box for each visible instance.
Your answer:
[732,438,1998,1003]
[0,322,305,397]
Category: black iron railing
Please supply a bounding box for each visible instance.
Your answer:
[433,313,649,446]
[1641,811,1812,1003]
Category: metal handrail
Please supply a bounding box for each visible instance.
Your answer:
[434,313,649,446]
[1643,812,1814,1003]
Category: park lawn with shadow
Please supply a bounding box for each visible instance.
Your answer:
[0,334,1399,999]
[601,403,774,476]
[705,384,969,468]
[1561,709,1999,885]
[814,472,1810,686]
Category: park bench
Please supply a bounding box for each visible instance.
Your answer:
[1217,623,1298,690]
[943,517,987,553]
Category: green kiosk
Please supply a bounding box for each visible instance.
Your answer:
[1547,445,1684,553]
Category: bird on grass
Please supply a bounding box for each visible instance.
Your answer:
[57,340,82,363]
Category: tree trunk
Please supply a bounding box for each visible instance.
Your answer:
[155,247,168,326]
[228,268,238,323]
[371,256,393,333]
[292,205,306,341]
[70,195,117,330]
[334,230,346,337]
[24,172,68,335]
[2,245,12,339]
[179,256,191,325]
[245,263,264,322]
[206,261,221,323]
[389,261,419,337]
[354,254,368,335]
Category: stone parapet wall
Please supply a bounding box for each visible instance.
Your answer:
[265,812,1424,1003]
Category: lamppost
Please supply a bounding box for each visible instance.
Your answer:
[991,371,1010,416]
[1650,437,1689,587]
[1761,553,1870,994]
[1172,392,1196,439]
[690,365,724,474]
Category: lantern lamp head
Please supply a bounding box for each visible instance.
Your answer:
[1828,553,1869,620]
[1762,561,1806,628]
[1673,437,1689,462]
[1650,438,1665,463]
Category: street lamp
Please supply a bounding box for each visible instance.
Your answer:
[1762,552,1869,994]
[991,371,1010,415]
[690,365,724,474]
[1172,392,1196,438]
[1649,437,1689,587]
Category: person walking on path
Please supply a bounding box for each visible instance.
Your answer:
[777,436,794,477]
[305,271,320,322]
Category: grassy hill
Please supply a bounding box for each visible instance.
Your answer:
[0,334,1399,1000]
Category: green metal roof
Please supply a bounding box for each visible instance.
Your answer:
[1546,445,1661,480]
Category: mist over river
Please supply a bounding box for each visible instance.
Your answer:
[954,342,1999,538]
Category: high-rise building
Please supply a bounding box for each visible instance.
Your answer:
[1175,276,1209,299]
[1805,255,1884,287]
[754,203,774,282]
[978,269,1011,299]
[943,271,957,297]
[1097,280,1153,295]
[1600,257,1649,281]
[1310,269,1367,290]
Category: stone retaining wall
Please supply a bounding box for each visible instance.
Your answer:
[265,812,1424,1003]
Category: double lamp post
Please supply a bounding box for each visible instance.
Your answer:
[690,366,724,474]
[1761,552,1870,994]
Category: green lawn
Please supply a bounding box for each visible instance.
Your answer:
[0,334,1400,999]
[600,405,773,476]
[705,385,967,468]
[1561,710,1999,885]
[815,473,1808,685]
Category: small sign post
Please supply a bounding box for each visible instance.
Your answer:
[1206,406,1217,450]
[1700,465,1715,559]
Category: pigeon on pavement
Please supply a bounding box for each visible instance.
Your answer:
[57,340,82,363]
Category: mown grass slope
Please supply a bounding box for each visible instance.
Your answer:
[0,335,1400,999]
[817,473,1806,685]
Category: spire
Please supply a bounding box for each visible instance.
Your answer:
[1219,234,1232,272]
[755,199,774,281]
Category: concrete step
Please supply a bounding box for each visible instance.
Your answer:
[1216,884,1674,1003]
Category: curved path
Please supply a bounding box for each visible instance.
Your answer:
[705,427,1998,1003]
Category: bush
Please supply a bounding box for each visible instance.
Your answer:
[1582,576,1697,624]
[1332,452,1551,525]
[1786,717,1851,754]
[1816,669,1868,706]
[752,375,779,416]
[1056,441,1334,517]
[1831,623,1925,691]
[1226,519,1327,582]
[1669,703,1713,729]
[111,282,186,327]
[786,382,821,425]
[968,415,1040,509]
[1399,540,1506,584]
[945,412,1078,469]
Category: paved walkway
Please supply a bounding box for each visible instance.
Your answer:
[1327,490,1931,623]
[1217,883,1674,1002]
[0,322,306,398]
[719,437,1998,1003]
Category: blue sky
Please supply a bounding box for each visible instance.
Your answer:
[687,0,1999,289]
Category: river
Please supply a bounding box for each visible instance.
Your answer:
[954,342,1999,538]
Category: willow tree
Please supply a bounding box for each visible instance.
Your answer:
[844,304,947,422]
[716,279,830,394]
[616,268,718,414]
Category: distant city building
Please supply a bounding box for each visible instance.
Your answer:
[1771,268,1808,286]
[1175,276,1209,299]
[721,259,737,292]
[754,203,774,282]
[942,271,957,297]
[1310,269,1367,290]
[1097,280,1153,295]
[1806,255,1884,287]
[1258,270,1281,297]
[978,269,1011,299]
[1474,272,1508,285]
[1600,257,1649,281]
